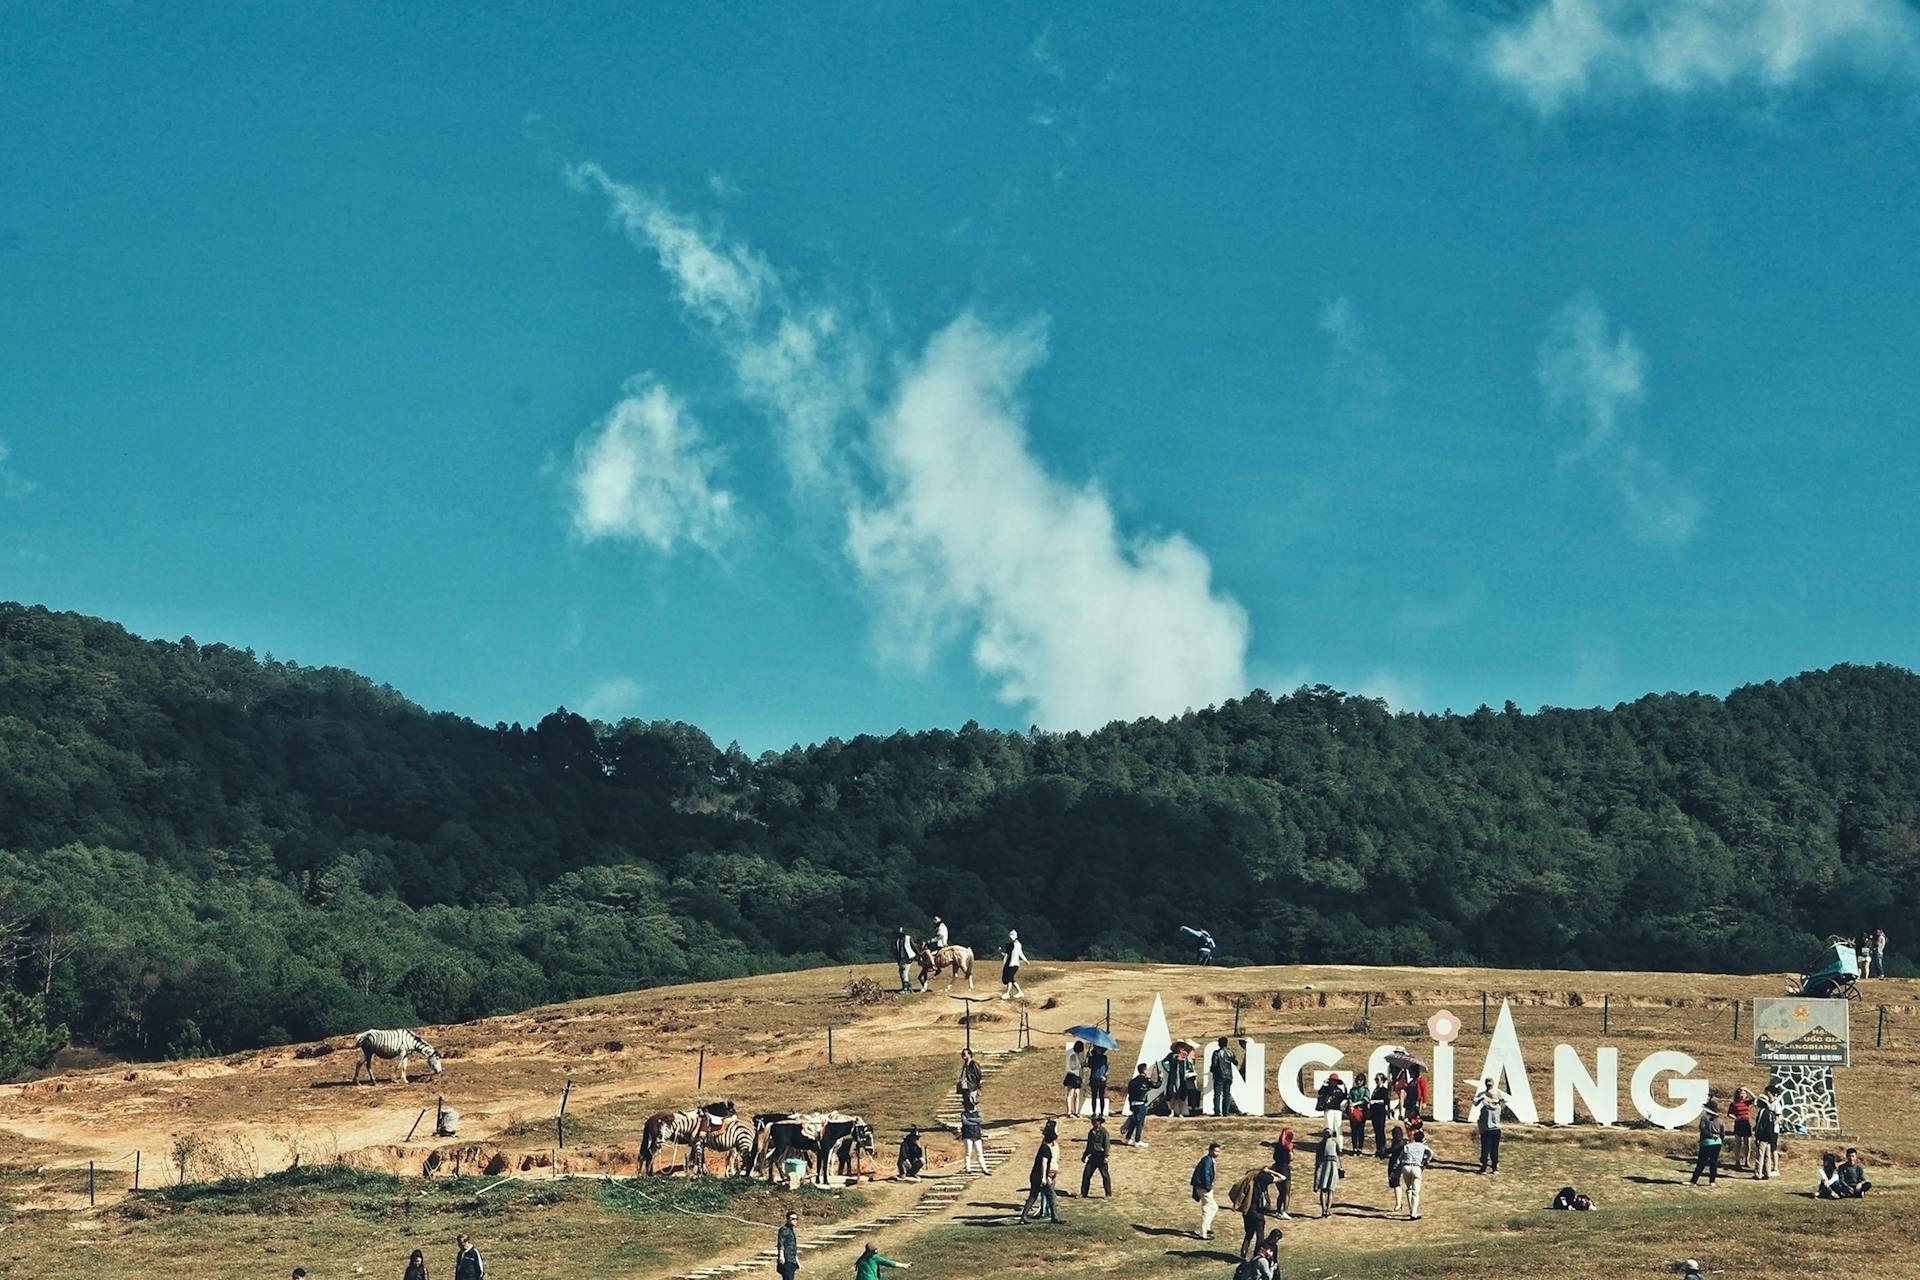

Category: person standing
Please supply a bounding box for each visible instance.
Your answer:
[1472,1079,1504,1174]
[1063,1040,1086,1117]
[1872,928,1888,979]
[1210,1036,1238,1116]
[1313,1126,1342,1219]
[1400,1130,1433,1219]
[775,1210,801,1280]
[1191,1142,1220,1240]
[453,1235,483,1280]
[931,916,948,950]
[1368,1072,1390,1155]
[1727,1087,1754,1170]
[1239,1164,1278,1259]
[1088,1046,1111,1118]
[891,927,916,993]
[1020,1122,1062,1224]
[1689,1099,1725,1187]
[853,1243,910,1280]
[1753,1087,1780,1181]
[1123,1062,1153,1146]
[999,930,1027,1001]
[405,1252,429,1280]
[1271,1127,1295,1221]
[959,1048,984,1097]
[960,1094,989,1174]
[1315,1073,1349,1135]
[1080,1114,1112,1197]
[1386,1124,1408,1214]
[1162,1045,1194,1118]
[1346,1075,1372,1155]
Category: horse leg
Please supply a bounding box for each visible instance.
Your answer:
[396,1050,409,1086]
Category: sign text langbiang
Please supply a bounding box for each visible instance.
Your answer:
[1120,993,1710,1130]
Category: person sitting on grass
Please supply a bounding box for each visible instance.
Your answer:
[896,1125,925,1181]
[1838,1148,1872,1197]
[1817,1152,1845,1199]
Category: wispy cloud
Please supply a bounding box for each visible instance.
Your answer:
[0,441,36,501]
[1355,669,1427,714]
[569,378,738,554]
[1317,297,1397,411]
[1027,23,1067,79]
[568,168,1252,730]
[579,675,644,723]
[846,314,1251,729]
[1538,293,1703,546]
[1475,0,1920,115]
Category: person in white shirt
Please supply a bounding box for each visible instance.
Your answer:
[1000,930,1027,1001]
[931,916,949,949]
[1063,1040,1086,1117]
[1400,1134,1434,1219]
[1472,1079,1505,1174]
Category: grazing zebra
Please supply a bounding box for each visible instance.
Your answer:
[714,1114,754,1175]
[351,1029,443,1084]
[639,1102,734,1176]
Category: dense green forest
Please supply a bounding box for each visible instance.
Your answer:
[1,602,1916,1072]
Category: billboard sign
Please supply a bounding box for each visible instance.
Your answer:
[1754,998,1850,1068]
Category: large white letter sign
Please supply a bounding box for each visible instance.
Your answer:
[1430,1039,1456,1123]
[1630,1050,1707,1129]
[1552,1044,1620,1126]
[1276,1043,1342,1117]
[1134,994,1173,1079]
[1471,1000,1540,1125]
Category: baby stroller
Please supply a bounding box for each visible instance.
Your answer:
[1788,938,1861,1001]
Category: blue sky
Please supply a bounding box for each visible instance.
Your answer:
[4,2,1919,751]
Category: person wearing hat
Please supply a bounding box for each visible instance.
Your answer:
[1315,1072,1349,1134]
[931,915,948,949]
[999,929,1027,1001]
[891,927,917,993]
[1689,1098,1725,1187]
[1020,1121,1063,1224]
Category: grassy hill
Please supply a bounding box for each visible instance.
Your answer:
[1,600,1918,1067]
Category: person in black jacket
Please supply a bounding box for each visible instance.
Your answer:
[1122,1063,1153,1146]
[1080,1115,1112,1197]
[453,1235,483,1280]
[897,1126,925,1180]
[776,1210,800,1280]
[404,1250,429,1280]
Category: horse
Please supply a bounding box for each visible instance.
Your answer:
[639,1101,734,1175]
[916,942,975,992]
[760,1113,876,1185]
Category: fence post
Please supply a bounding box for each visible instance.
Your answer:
[557,1078,573,1150]
[134,1151,140,1192]
[88,1160,95,1207]
[406,1108,427,1142]
[697,1046,706,1090]
[1481,992,1488,1035]
[1878,1005,1887,1048]
[1602,993,1610,1036]
[828,1025,835,1065]
[1732,1002,1741,1043]
[1105,998,1111,1033]
[1233,999,1243,1038]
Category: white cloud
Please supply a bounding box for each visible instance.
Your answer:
[569,378,738,554]
[570,169,1253,731]
[1538,293,1703,546]
[579,675,645,723]
[1477,0,1920,115]
[1355,669,1427,714]
[1317,296,1397,409]
[0,440,35,501]
[847,315,1251,729]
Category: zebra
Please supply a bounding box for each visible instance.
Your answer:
[351,1029,443,1084]
[714,1113,754,1175]
[639,1102,734,1175]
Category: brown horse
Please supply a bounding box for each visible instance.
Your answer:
[916,942,975,992]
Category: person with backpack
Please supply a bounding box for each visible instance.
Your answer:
[1233,1236,1277,1280]
[1472,1079,1504,1174]
[1080,1114,1112,1198]
[1689,1099,1725,1187]
[1400,1130,1434,1220]
[1237,1164,1279,1260]
[1019,1121,1062,1224]
[1211,1036,1239,1116]
[1122,1062,1153,1146]
[1191,1142,1220,1240]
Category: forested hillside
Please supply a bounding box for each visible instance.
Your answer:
[1,601,1916,1071]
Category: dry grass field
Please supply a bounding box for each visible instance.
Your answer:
[3,959,1916,1279]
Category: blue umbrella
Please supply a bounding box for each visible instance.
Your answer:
[1063,1025,1119,1049]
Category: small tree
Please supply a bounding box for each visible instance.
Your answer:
[0,986,69,1081]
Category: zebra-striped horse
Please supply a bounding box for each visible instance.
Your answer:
[351,1029,443,1084]
[639,1102,734,1176]
[713,1114,754,1175]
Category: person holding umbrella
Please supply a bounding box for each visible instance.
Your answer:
[1062,1024,1116,1114]
[1088,1044,1112,1118]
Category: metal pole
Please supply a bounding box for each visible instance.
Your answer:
[697,1046,706,1090]
[1878,1005,1887,1048]
[966,1009,973,1053]
[407,1109,427,1142]
[89,1161,95,1207]
[1732,1002,1741,1043]
[134,1151,140,1192]
[436,1096,444,1136]
[557,1079,573,1149]
[1481,992,1488,1035]
[1603,993,1610,1035]
[1105,998,1111,1033]
[828,1025,835,1065]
